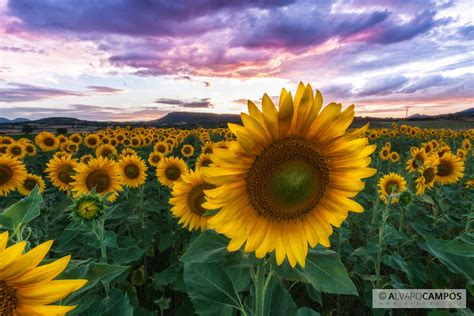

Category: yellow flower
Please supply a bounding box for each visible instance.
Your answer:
[378,173,407,204]
[156,157,188,188]
[379,147,391,161]
[72,156,123,202]
[80,154,94,165]
[148,151,164,167]
[154,142,170,155]
[0,155,27,196]
[436,153,464,185]
[0,231,87,315]
[202,83,376,267]
[390,151,400,163]
[119,148,137,158]
[465,179,474,189]
[24,143,37,156]
[201,142,214,155]
[169,169,215,231]
[6,143,27,160]
[68,133,82,145]
[84,134,100,148]
[45,154,78,191]
[181,144,195,157]
[18,174,45,196]
[415,156,439,195]
[196,153,213,169]
[118,155,148,188]
[95,144,117,160]
[35,132,59,152]
[456,148,467,161]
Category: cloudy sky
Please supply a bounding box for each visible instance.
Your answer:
[0,0,472,121]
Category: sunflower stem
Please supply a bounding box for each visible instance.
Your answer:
[375,194,391,289]
[254,259,271,316]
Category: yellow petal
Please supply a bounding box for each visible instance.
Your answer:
[0,241,26,271]
[261,93,279,140]
[0,231,8,250]
[16,279,88,305]
[15,304,77,315]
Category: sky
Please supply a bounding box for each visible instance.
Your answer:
[0,0,473,121]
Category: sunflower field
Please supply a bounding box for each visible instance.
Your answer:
[0,83,473,315]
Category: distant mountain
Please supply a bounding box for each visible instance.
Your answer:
[453,108,474,117]
[0,117,30,123]
[407,107,473,120]
[150,112,241,126]
[408,113,431,119]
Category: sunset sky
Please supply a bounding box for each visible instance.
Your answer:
[0,0,473,121]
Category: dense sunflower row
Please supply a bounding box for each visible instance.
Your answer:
[0,82,473,314]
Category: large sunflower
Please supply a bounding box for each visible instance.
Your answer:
[45,155,78,191]
[0,231,87,315]
[118,155,148,188]
[18,173,45,196]
[0,155,27,196]
[6,143,27,160]
[435,153,464,185]
[169,169,215,231]
[377,173,407,204]
[72,156,123,201]
[202,83,376,267]
[95,144,117,159]
[156,157,188,188]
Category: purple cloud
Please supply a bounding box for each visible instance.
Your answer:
[358,75,409,96]
[0,83,84,102]
[86,86,124,94]
[155,97,213,108]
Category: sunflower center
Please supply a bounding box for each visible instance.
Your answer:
[187,183,215,215]
[88,138,97,145]
[158,145,166,152]
[24,178,37,191]
[86,170,110,193]
[26,146,34,153]
[165,166,181,180]
[183,147,191,154]
[0,281,16,315]
[44,137,55,146]
[58,166,74,185]
[11,147,21,156]
[437,163,452,176]
[0,164,14,185]
[247,138,329,222]
[152,156,160,163]
[423,167,436,183]
[124,164,140,179]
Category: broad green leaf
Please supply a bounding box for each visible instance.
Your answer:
[101,288,134,316]
[297,249,358,295]
[85,263,129,284]
[425,237,474,282]
[263,277,297,316]
[0,186,42,229]
[184,262,242,310]
[180,230,229,263]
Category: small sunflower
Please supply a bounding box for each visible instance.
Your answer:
[456,148,467,161]
[435,153,464,185]
[465,179,474,189]
[24,143,37,156]
[84,134,100,148]
[0,155,27,196]
[379,147,391,161]
[169,169,215,231]
[18,173,45,196]
[118,155,148,188]
[390,151,400,163]
[156,157,188,188]
[0,231,87,315]
[95,144,117,159]
[80,154,94,165]
[378,173,407,204]
[6,143,27,160]
[202,83,376,267]
[72,156,123,201]
[181,144,195,157]
[202,142,214,155]
[119,148,137,158]
[71,194,105,221]
[148,151,164,167]
[437,145,451,158]
[35,132,59,152]
[196,153,213,169]
[154,142,169,155]
[69,133,82,144]
[45,154,78,191]
[415,156,439,195]
[462,139,471,151]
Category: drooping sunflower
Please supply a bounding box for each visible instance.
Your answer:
[0,231,87,315]
[6,143,27,160]
[435,153,464,185]
[84,134,100,148]
[196,153,213,169]
[406,148,427,172]
[156,157,188,188]
[415,156,439,195]
[35,132,59,152]
[72,156,123,201]
[45,154,79,191]
[202,83,376,267]
[0,155,27,196]
[148,151,164,167]
[169,169,215,231]
[377,173,407,204]
[18,173,45,196]
[95,144,117,159]
[80,154,94,165]
[118,155,148,188]
[181,144,195,157]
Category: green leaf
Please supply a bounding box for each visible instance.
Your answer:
[85,263,129,284]
[184,262,242,310]
[263,277,297,316]
[0,186,42,229]
[296,307,321,316]
[418,194,434,205]
[180,230,229,264]
[297,249,358,295]
[425,237,474,282]
[101,288,134,316]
